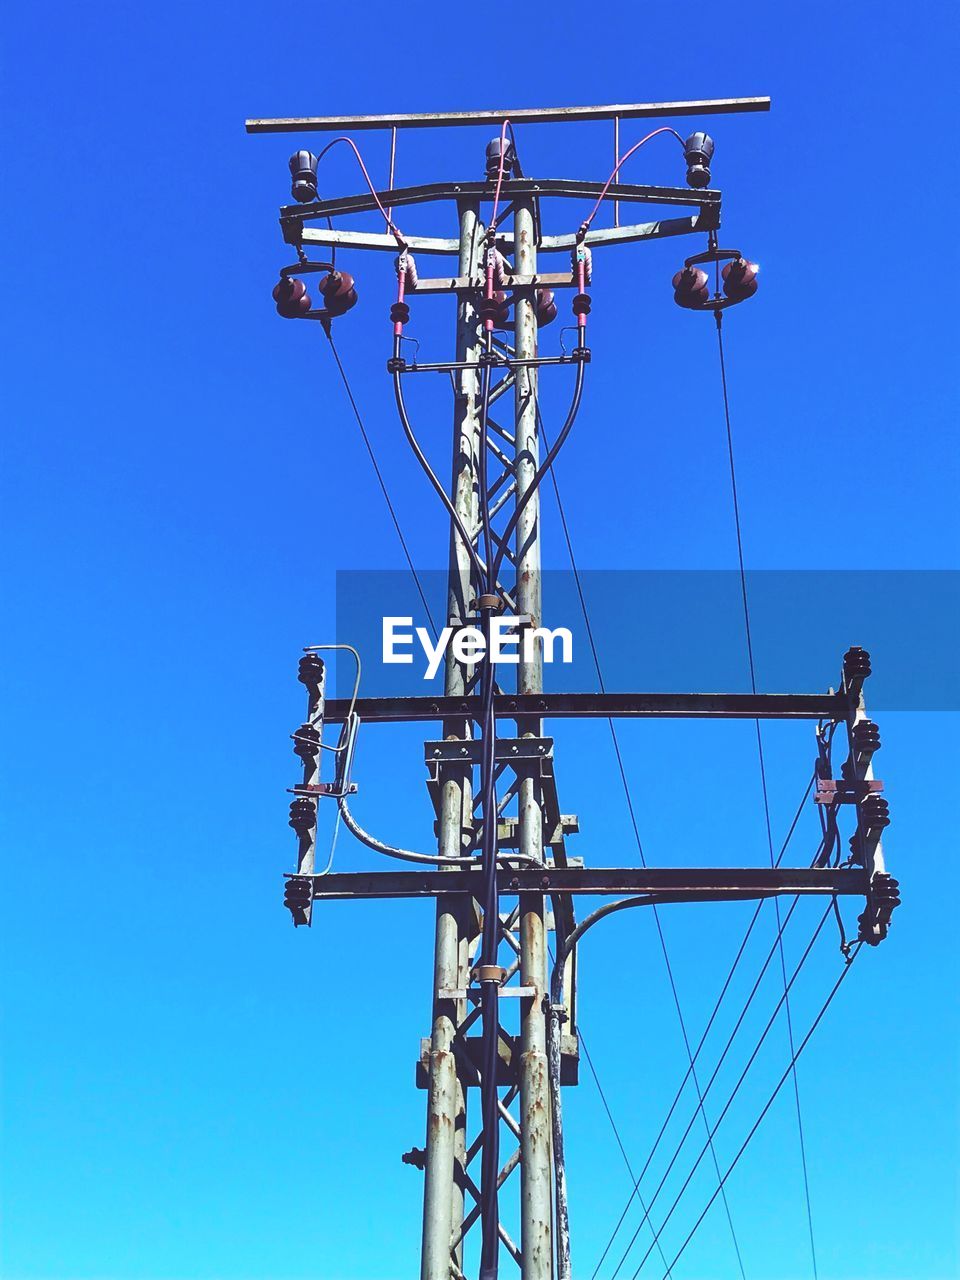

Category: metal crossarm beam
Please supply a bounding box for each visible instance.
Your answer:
[280,178,719,224]
[319,690,851,724]
[296,212,717,257]
[246,96,771,133]
[305,866,868,901]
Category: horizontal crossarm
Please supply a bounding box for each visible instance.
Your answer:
[302,865,868,901]
[318,690,850,724]
[246,97,770,133]
[280,178,718,224]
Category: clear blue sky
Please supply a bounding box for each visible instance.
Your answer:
[2,2,958,1279]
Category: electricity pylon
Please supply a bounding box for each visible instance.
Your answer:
[247,97,900,1280]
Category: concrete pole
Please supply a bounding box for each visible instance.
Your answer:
[513,196,553,1280]
[421,198,483,1280]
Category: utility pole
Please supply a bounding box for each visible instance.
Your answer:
[251,97,900,1280]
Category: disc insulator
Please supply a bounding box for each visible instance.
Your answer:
[273,276,312,318]
[672,266,710,309]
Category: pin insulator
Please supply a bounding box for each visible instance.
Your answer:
[283,874,313,913]
[298,653,325,687]
[852,719,881,754]
[861,795,890,830]
[683,132,715,189]
[289,150,319,203]
[536,289,558,326]
[857,873,901,942]
[293,723,320,763]
[320,271,358,317]
[871,873,901,906]
[672,266,710,309]
[485,137,517,180]
[273,276,312,318]
[844,647,872,681]
[721,258,759,302]
[478,292,510,328]
[289,796,317,835]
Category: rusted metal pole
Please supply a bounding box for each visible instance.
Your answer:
[420,198,484,1280]
[513,194,553,1280]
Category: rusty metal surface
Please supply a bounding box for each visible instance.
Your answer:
[319,690,851,724]
[246,97,771,133]
[305,866,870,900]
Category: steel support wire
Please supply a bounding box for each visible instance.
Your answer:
[326,331,439,637]
[716,309,818,1277]
[591,774,818,1279]
[578,1028,673,1280]
[619,902,835,1280]
[537,402,743,1277]
[657,945,863,1280]
[547,884,813,1280]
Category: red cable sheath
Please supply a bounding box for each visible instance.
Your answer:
[394,266,406,336]
[580,126,685,231]
[315,135,405,243]
[490,118,511,230]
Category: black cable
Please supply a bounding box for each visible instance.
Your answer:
[590,774,816,1278]
[716,312,819,1278]
[537,404,745,1279]
[490,363,585,585]
[610,888,810,1280]
[578,1028,674,1278]
[391,348,488,589]
[657,944,863,1279]
[623,902,834,1279]
[324,331,439,639]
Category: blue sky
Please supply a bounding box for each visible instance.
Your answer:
[2,1,958,1278]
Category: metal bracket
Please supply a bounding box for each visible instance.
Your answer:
[424,735,553,766]
[438,986,537,1001]
[814,778,884,805]
[289,782,359,796]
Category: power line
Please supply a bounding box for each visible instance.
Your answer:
[578,1027,674,1278]
[716,312,819,1278]
[324,329,440,639]
[658,944,862,1278]
[623,901,834,1279]
[590,772,817,1277]
[537,405,745,1279]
